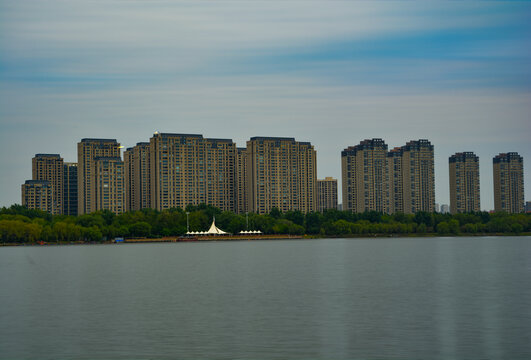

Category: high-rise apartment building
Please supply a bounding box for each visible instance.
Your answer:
[236,147,248,214]
[124,148,134,211]
[149,133,237,211]
[401,140,435,214]
[387,147,403,214]
[317,177,338,211]
[77,138,121,215]
[63,162,78,216]
[124,142,151,211]
[341,139,389,213]
[93,157,125,214]
[32,154,63,214]
[493,152,524,213]
[21,180,53,213]
[246,137,317,214]
[449,152,480,214]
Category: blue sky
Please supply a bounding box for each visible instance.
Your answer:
[1,1,530,210]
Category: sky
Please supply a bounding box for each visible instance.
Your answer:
[1,1,530,211]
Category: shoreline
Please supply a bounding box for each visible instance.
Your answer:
[1,232,529,247]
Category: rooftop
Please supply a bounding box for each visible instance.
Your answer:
[493,152,523,163]
[153,132,203,138]
[24,180,51,185]
[80,138,118,143]
[250,136,296,141]
[449,152,479,163]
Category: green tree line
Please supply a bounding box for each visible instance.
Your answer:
[0,204,529,244]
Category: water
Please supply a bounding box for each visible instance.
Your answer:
[1,237,530,359]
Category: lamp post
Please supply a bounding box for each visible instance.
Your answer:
[246,212,248,231]
[186,212,189,233]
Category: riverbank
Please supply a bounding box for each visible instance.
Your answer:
[2,205,529,245]
[2,232,530,247]
[124,234,304,243]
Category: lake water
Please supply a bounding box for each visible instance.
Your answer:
[1,236,530,359]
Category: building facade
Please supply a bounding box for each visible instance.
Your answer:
[246,137,317,214]
[149,132,237,211]
[77,138,121,215]
[21,180,53,213]
[341,139,389,213]
[387,147,403,214]
[317,177,338,211]
[449,152,480,214]
[401,140,435,214]
[236,147,248,214]
[493,152,524,213]
[63,162,78,216]
[124,142,151,211]
[93,157,125,214]
[123,148,134,212]
[32,154,64,215]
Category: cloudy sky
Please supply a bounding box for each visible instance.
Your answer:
[1,1,530,210]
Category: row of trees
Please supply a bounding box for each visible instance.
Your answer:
[0,204,529,243]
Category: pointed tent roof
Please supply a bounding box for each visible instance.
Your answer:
[206,217,227,234]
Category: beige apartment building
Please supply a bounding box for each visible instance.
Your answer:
[21,180,53,213]
[387,147,403,214]
[493,152,524,213]
[77,138,121,215]
[341,139,389,213]
[236,147,248,214]
[449,152,480,214]
[401,140,435,214]
[317,177,338,211]
[63,162,78,216]
[149,132,237,212]
[124,142,151,211]
[246,137,317,214]
[32,154,64,215]
[124,148,134,211]
[93,157,125,214]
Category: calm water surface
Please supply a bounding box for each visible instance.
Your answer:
[1,237,530,359]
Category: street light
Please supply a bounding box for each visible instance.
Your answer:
[186,212,189,233]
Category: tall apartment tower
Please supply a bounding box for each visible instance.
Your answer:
[236,147,248,214]
[493,152,524,213]
[317,177,338,211]
[21,180,53,213]
[149,133,237,211]
[449,152,480,214]
[387,147,404,214]
[63,162,78,216]
[341,139,389,213]
[32,154,64,215]
[124,148,134,212]
[246,137,317,214]
[77,138,121,215]
[401,140,435,214]
[93,157,125,214]
[124,142,151,211]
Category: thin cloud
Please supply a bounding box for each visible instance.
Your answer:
[1,1,530,210]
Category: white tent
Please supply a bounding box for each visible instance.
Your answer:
[205,217,228,235]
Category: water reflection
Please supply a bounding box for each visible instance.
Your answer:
[0,237,529,359]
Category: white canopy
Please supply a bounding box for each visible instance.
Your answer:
[239,230,262,234]
[205,218,227,235]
